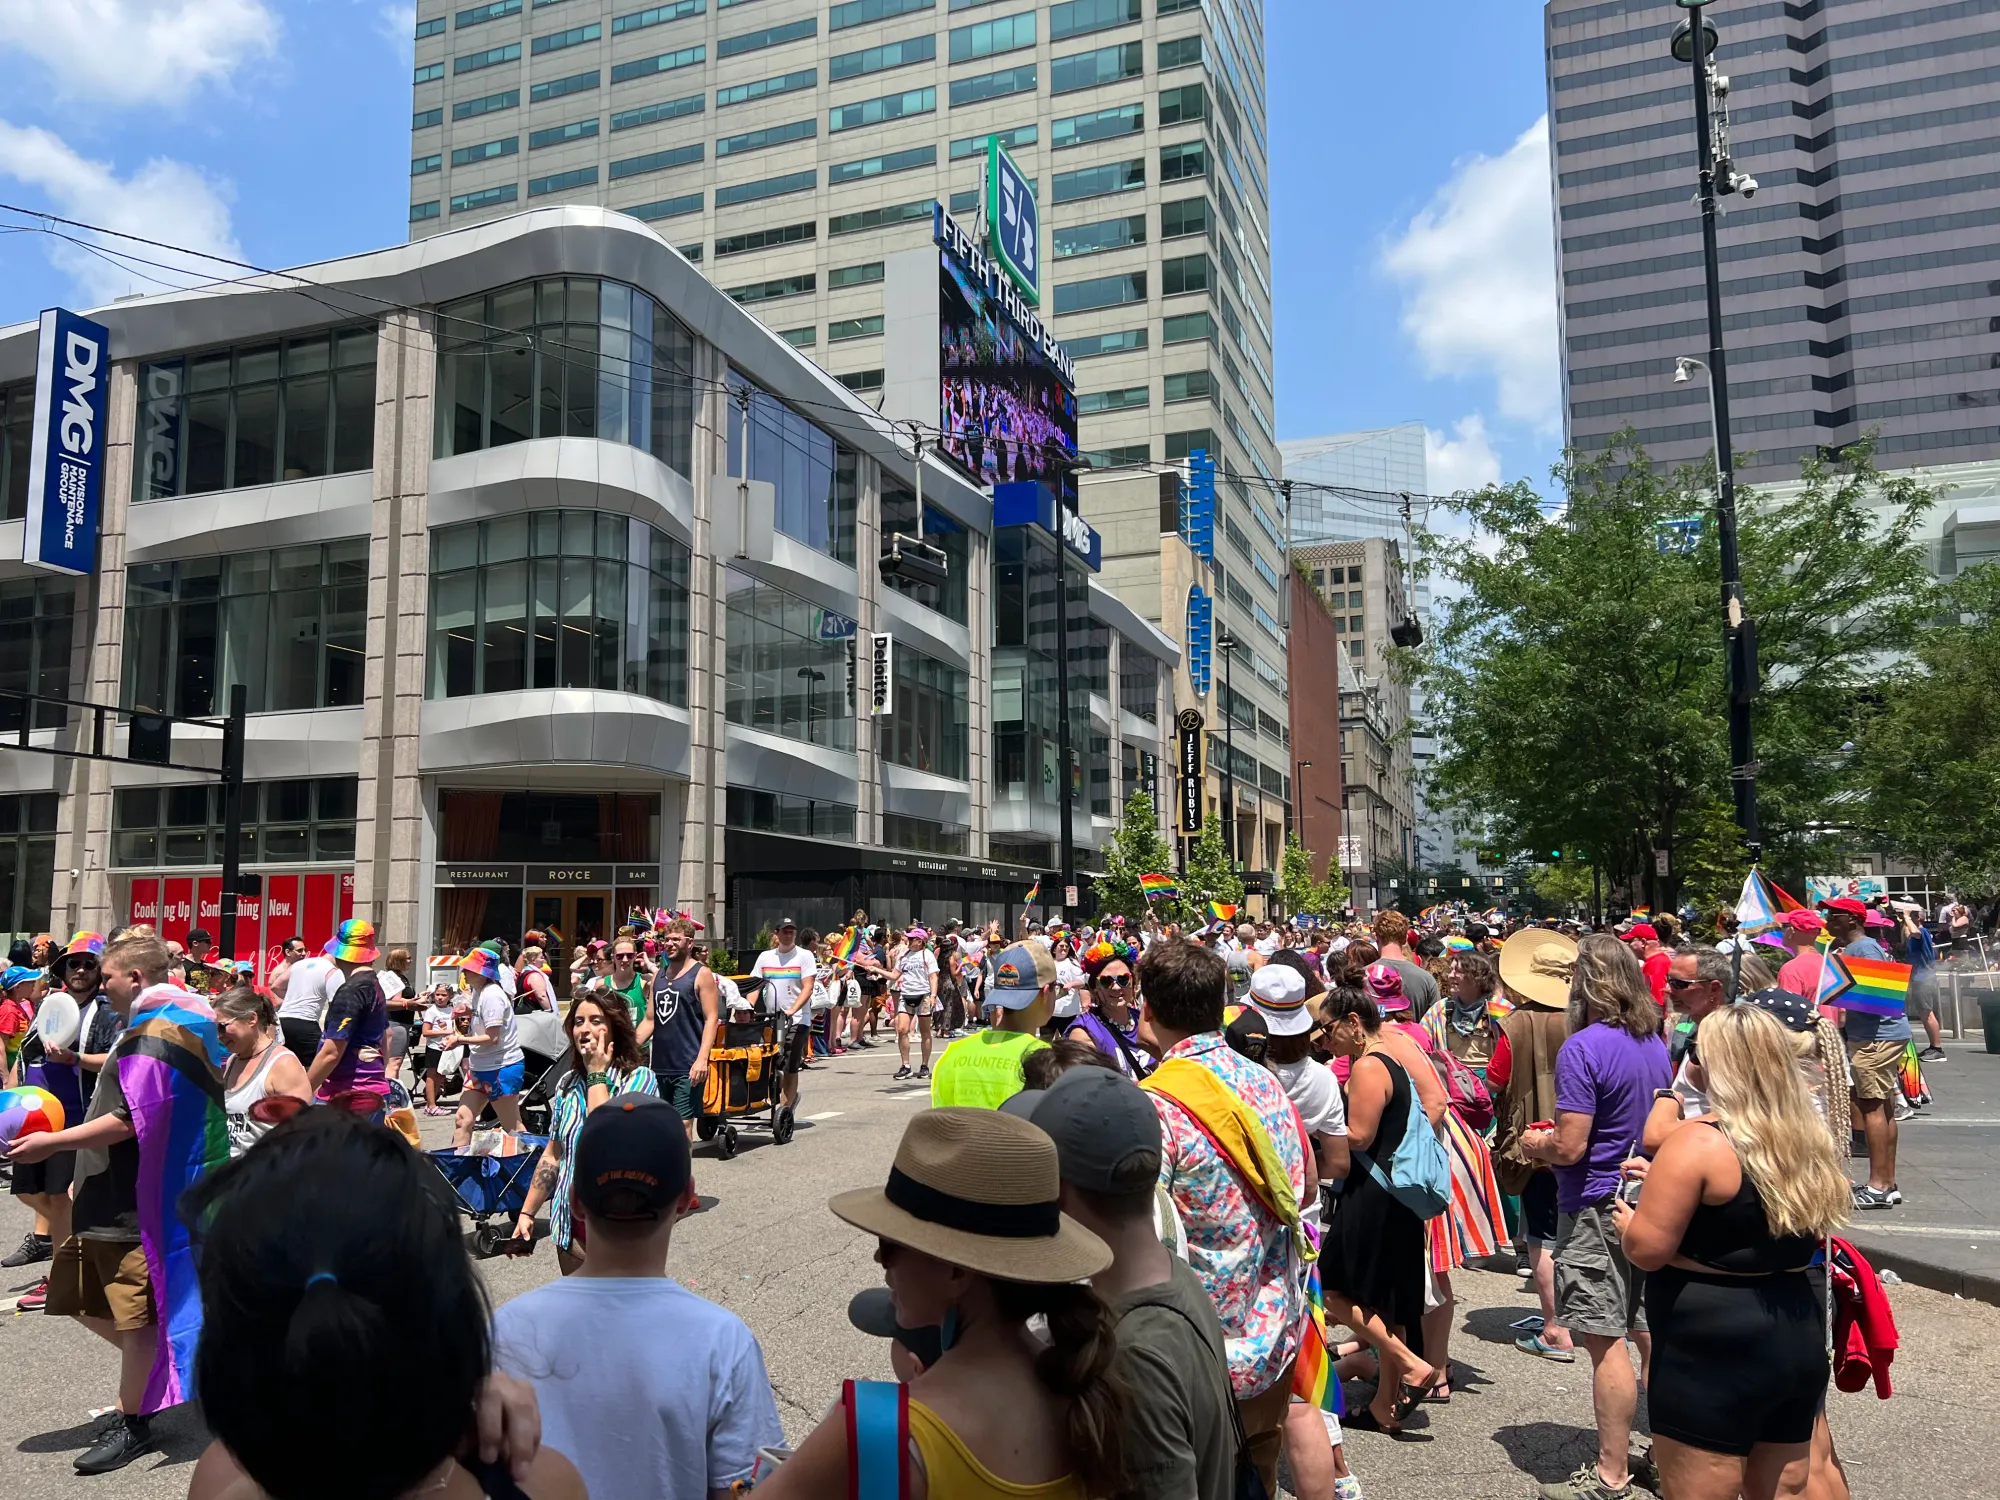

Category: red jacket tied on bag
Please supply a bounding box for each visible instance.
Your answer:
[1829,1235,1899,1398]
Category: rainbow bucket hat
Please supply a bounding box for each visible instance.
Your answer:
[323,919,380,964]
[457,946,504,983]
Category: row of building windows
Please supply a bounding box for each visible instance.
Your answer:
[111,778,358,870]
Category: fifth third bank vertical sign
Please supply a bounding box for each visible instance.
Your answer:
[23,307,111,576]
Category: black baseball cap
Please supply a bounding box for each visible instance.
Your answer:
[571,1096,692,1223]
[1029,1067,1161,1196]
[847,1287,944,1368]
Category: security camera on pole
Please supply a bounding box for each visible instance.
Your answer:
[1670,0,1762,859]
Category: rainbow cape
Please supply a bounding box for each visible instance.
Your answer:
[1140,873,1179,899]
[1734,868,1806,937]
[1815,952,1913,1018]
[118,982,229,1414]
[1206,900,1239,924]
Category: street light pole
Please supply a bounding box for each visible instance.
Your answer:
[1217,630,1239,867]
[1673,1,1762,858]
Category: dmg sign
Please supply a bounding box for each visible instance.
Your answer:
[23,308,111,576]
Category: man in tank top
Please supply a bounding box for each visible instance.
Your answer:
[636,919,721,1142]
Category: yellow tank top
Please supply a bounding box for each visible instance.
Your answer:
[907,1400,1087,1500]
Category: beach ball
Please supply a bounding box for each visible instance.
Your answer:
[0,1086,65,1146]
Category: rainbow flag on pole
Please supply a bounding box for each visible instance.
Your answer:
[1290,1252,1348,1416]
[1734,868,1806,937]
[1206,900,1239,924]
[1140,873,1179,900]
[1816,951,1913,1018]
[828,927,860,962]
[1023,878,1041,906]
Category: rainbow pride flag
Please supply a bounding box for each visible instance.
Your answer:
[119,983,229,1414]
[1140,873,1179,899]
[1734,868,1806,937]
[1290,1245,1348,1416]
[1815,952,1912,1018]
[1207,900,1239,924]
[1023,878,1041,906]
[828,927,860,961]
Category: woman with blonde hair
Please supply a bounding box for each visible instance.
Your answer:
[1614,1003,1850,1500]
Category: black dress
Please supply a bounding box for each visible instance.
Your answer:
[1322,1051,1427,1336]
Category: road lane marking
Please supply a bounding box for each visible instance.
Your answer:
[805,1110,844,1120]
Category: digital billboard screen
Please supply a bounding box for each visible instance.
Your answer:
[938,249,1078,490]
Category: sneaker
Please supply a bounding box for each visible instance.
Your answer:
[1919,1046,1947,1062]
[1852,1184,1897,1210]
[915,1065,931,1080]
[1333,1477,1366,1500]
[16,1277,49,1312]
[1887,1183,1904,1205]
[1,1231,52,1268]
[893,1065,912,1081]
[1891,1095,1915,1122]
[75,1414,154,1476]
[1538,1463,1632,1500]
[1629,1447,1660,1493]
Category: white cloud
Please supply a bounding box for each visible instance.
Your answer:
[0,0,278,107]
[375,3,417,62]
[1383,116,1561,435]
[1425,415,1502,496]
[0,121,241,306]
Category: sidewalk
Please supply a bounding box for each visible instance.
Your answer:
[1843,1040,2000,1306]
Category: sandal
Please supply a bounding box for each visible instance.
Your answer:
[1343,1405,1400,1436]
[1392,1369,1445,1423]
[1514,1333,1577,1363]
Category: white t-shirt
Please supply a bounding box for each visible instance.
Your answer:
[1273,1055,1347,1229]
[276,956,337,1024]
[469,982,523,1071]
[1254,934,1282,956]
[896,948,939,998]
[752,946,817,1017]
[493,1276,785,1500]
[1052,957,1085,1019]
[418,1001,455,1046]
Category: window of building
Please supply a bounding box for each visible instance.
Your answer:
[1161,195,1210,240]
[950,123,1035,158]
[726,787,858,841]
[829,315,884,341]
[612,0,702,34]
[1164,427,1212,461]
[1119,643,1158,722]
[1333,616,1344,634]
[452,184,519,212]
[456,0,519,25]
[724,569,857,750]
[1161,252,1211,296]
[0,577,76,730]
[829,199,931,235]
[420,17,448,38]
[949,10,1035,63]
[1082,441,1149,469]
[1049,0,1141,42]
[1160,139,1207,182]
[780,327,816,348]
[532,22,601,53]
[1050,40,1142,94]
[612,93,702,129]
[0,792,57,934]
[413,153,443,176]
[1349,640,1362,659]
[885,646,970,778]
[881,486,969,623]
[112,777,357,870]
[726,371,858,562]
[611,46,703,83]
[715,221,816,256]
[1053,213,1144,259]
[532,69,599,101]
[428,510,688,703]
[1060,327,1146,360]
[1053,270,1145,314]
[829,259,886,287]
[530,118,599,148]
[1164,368,1212,403]
[1158,33,1202,70]
[1079,385,1148,414]
[1162,309,1213,344]
[832,33,936,80]
[831,86,936,132]
[1349,566,1363,583]
[726,273,817,304]
[529,166,599,196]
[829,144,937,184]
[1089,731,1113,815]
[717,68,816,106]
[414,107,444,129]
[829,0,933,28]
[123,543,368,717]
[838,369,885,393]
[716,168,817,205]
[1158,80,1205,124]
[415,62,445,84]
[411,200,442,223]
[452,135,519,166]
[434,276,698,476]
[610,143,703,179]
[136,326,376,502]
[1052,157,1144,203]
[626,190,703,221]
[1349,615,1363,632]
[882,814,970,856]
[718,118,816,155]
[1053,102,1143,150]
[718,17,816,57]
[456,42,520,72]
[949,63,1037,106]
[456,88,520,119]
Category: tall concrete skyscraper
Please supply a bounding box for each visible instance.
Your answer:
[408,0,1279,493]
[1548,0,2000,494]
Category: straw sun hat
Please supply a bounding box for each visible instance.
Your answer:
[1499,927,1578,1009]
[829,1108,1112,1283]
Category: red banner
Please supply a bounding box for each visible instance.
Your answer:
[302,873,338,955]
[196,878,221,949]
[127,878,160,929]
[159,878,194,947]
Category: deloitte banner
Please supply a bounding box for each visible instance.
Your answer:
[23,307,111,576]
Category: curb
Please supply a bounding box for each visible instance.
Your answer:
[1845,1236,2000,1308]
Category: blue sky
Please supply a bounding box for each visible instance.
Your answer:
[0,1,1562,495]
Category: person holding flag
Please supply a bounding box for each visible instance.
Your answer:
[1813,897,1910,1209]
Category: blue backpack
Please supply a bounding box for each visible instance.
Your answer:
[1354,1056,1452,1219]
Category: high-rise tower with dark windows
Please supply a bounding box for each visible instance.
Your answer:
[1547,0,2000,484]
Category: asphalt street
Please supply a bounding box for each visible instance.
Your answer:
[3,1035,1994,1499]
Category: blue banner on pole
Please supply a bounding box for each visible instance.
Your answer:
[23,307,111,576]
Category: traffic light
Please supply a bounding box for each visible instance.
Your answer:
[1548,848,1562,862]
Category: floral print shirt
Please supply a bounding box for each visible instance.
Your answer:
[1151,1031,1307,1396]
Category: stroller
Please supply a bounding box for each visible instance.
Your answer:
[429,1135,549,1258]
[513,1002,568,1137]
[694,975,798,1157]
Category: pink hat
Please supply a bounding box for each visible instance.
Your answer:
[1364,961,1409,1010]
[1864,908,1894,929]
[1781,909,1826,934]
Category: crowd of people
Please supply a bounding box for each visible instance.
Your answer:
[0,890,1920,1497]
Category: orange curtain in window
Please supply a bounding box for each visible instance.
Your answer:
[443,791,503,858]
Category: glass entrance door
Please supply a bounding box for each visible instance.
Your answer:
[526,890,611,1000]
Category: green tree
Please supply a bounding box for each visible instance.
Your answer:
[1182,814,1244,920]
[1413,436,1938,913]
[1851,563,2000,892]
[1278,830,1349,920]
[1525,856,1595,917]
[1097,789,1185,923]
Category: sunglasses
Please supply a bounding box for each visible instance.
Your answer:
[1664,975,1704,991]
[1096,973,1134,989]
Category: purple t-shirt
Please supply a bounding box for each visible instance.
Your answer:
[1552,1020,1671,1214]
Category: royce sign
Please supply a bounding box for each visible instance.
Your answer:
[434,863,663,888]
[1177,708,1205,836]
